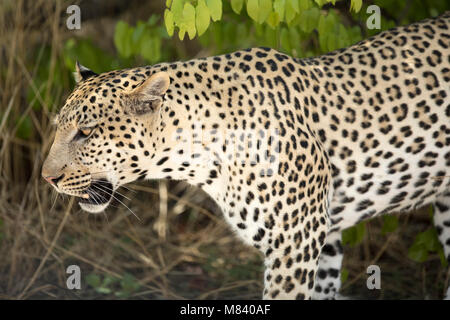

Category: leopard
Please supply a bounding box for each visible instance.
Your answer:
[42,12,450,299]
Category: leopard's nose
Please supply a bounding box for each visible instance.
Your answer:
[43,174,65,186]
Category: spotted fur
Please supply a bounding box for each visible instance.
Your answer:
[42,13,450,299]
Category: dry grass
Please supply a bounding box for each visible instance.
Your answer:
[0,0,447,300]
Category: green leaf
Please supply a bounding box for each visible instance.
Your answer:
[407,210,448,267]
[263,25,278,48]
[341,268,349,284]
[423,228,440,251]
[285,0,298,24]
[206,0,222,22]
[381,215,399,235]
[273,0,285,22]
[132,23,146,48]
[289,27,300,55]
[317,14,326,35]
[178,27,186,40]
[408,228,446,264]
[211,22,223,50]
[342,222,366,247]
[223,20,237,45]
[337,23,350,48]
[408,242,428,263]
[438,247,449,267]
[258,0,272,24]
[280,27,291,52]
[246,0,259,22]
[114,21,133,58]
[288,0,299,13]
[86,274,101,288]
[348,25,362,44]
[355,222,366,243]
[299,7,319,33]
[147,14,159,26]
[327,33,337,51]
[102,275,118,287]
[318,14,327,51]
[196,0,210,36]
[140,34,161,63]
[266,11,280,29]
[350,0,362,13]
[318,12,336,52]
[231,0,244,14]
[172,0,186,40]
[314,0,325,7]
[164,9,175,36]
[171,0,184,23]
[183,2,197,40]
[121,273,141,292]
[318,12,333,35]
[299,0,312,10]
[97,287,112,294]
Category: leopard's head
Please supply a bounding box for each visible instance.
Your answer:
[42,62,170,213]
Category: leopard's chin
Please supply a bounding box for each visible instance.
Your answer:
[77,179,114,213]
[79,201,110,213]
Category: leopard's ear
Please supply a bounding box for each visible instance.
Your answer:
[74,61,98,83]
[124,72,170,116]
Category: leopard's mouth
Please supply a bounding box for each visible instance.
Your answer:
[78,179,114,213]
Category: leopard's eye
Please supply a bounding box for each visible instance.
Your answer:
[81,128,93,136]
[74,127,94,141]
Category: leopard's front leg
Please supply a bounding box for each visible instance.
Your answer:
[212,127,332,299]
[261,190,330,299]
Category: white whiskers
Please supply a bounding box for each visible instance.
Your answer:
[89,182,140,221]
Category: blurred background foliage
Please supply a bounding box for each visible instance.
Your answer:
[0,0,449,299]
